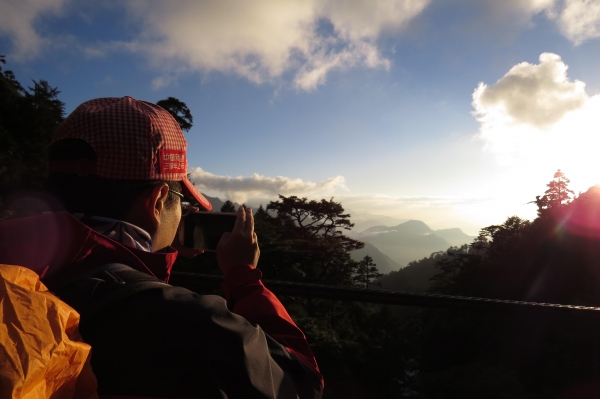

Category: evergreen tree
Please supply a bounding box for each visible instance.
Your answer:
[220,200,236,212]
[0,56,65,202]
[542,169,574,210]
[256,204,267,216]
[354,255,383,288]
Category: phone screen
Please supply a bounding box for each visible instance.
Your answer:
[183,212,237,251]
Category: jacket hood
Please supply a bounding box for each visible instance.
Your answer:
[0,212,177,287]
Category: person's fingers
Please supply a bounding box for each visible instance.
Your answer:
[181,205,199,218]
[245,207,254,235]
[217,232,231,248]
[232,206,245,233]
[252,231,258,245]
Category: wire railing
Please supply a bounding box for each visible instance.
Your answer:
[169,272,600,316]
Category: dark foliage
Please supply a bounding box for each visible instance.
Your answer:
[354,255,383,288]
[220,200,236,212]
[0,56,65,202]
[156,97,193,132]
[405,172,600,399]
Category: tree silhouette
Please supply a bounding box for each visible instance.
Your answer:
[0,57,65,202]
[267,195,362,252]
[156,97,193,132]
[543,169,574,208]
[529,170,574,215]
[220,200,236,212]
[354,255,382,288]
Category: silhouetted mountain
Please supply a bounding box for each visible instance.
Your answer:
[349,242,402,274]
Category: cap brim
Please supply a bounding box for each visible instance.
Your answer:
[182,178,212,211]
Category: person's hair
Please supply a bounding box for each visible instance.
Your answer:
[46,139,182,221]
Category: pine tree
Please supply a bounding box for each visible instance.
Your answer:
[354,255,383,288]
[0,56,65,200]
[220,200,236,212]
[544,169,574,208]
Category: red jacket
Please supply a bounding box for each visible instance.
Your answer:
[0,212,323,398]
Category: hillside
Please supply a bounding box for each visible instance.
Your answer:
[363,231,451,266]
[377,250,453,293]
[349,242,402,274]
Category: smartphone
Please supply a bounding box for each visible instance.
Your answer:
[182,212,237,251]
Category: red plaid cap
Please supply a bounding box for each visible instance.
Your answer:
[50,96,212,211]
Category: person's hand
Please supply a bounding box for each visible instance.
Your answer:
[172,206,204,258]
[217,206,260,275]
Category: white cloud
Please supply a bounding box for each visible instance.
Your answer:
[0,0,429,86]
[472,53,600,205]
[473,53,588,129]
[116,0,428,91]
[189,167,347,203]
[0,0,70,60]
[549,0,600,45]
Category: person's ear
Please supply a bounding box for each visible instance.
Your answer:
[148,184,170,227]
[129,184,169,232]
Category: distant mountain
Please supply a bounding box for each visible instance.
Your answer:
[202,195,225,212]
[202,195,246,212]
[363,231,451,267]
[349,242,402,274]
[434,228,476,247]
[352,220,474,267]
[346,209,408,234]
[389,220,433,235]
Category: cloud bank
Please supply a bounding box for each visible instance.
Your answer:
[119,0,429,91]
[189,167,347,202]
[4,0,600,88]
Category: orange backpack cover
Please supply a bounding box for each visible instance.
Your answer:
[0,264,98,399]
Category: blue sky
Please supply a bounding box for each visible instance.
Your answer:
[2,0,600,234]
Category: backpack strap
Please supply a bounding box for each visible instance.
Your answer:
[56,263,170,322]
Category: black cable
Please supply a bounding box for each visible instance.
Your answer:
[169,272,600,316]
